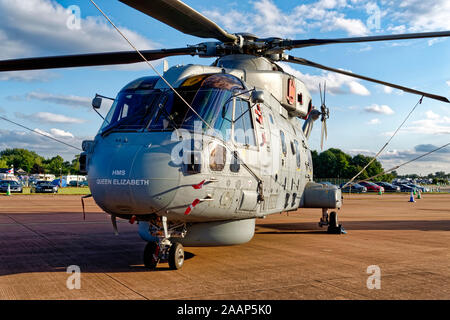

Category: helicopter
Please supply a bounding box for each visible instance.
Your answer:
[0,0,449,270]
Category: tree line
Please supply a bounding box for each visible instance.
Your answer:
[0,148,80,175]
[311,148,395,181]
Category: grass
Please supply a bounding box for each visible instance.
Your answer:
[1,186,91,195]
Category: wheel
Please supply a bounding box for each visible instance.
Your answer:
[168,242,184,270]
[329,211,338,229]
[143,241,159,269]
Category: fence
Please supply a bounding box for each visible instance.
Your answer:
[314,178,349,186]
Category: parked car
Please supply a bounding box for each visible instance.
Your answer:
[374,182,400,192]
[394,183,415,192]
[31,181,58,193]
[339,182,367,193]
[0,180,23,193]
[406,184,429,193]
[69,180,88,187]
[358,181,385,193]
[80,180,89,187]
[318,181,338,189]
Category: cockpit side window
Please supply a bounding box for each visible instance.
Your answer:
[233,98,256,146]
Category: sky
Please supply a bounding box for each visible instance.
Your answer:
[0,0,449,175]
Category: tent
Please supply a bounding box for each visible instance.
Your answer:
[52,178,68,188]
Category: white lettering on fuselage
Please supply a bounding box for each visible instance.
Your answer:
[96,178,150,186]
[112,170,126,176]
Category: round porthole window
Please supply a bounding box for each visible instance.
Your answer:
[209,143,226,171]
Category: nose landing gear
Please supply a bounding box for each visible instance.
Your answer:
[143,240,185,270]
[139,216,187,270]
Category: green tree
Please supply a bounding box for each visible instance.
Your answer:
[0,148,45,172]
[45,155,66,175]
[31,163,45,174]
[312,149,385,181]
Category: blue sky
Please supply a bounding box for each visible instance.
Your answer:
[0,0,449,174]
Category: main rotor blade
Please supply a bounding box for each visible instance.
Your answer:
[285,55,450,103]
[0,47,197,71]
[285,31,450,49]
[119,0,237,43]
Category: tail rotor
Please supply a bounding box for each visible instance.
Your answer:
[319,82,330,150]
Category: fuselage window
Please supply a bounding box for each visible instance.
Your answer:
[209,144,226,171]
[280,130,287,156]
[294,140,301,168]
[234,98,256,146]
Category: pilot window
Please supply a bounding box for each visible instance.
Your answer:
[100,90,162,133]
[233,98,256,146]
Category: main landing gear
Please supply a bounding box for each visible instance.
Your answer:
[319,208,346,234]
[139,216,187,270]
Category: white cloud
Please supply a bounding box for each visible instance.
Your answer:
[203,0,369,38]
[384,110,450,135]
[24,92,91,108]
[390,0,450,32]
[425,110,439,120]
[333,17,369,36]
[0,128,86,160]
[50,128,74,138]
[378,144,450,175]
[278,62,371,96]
[383,86,393,94]
[446,80,450,87]
[346,144,450,175]
[367,118,380,125]
[377,85,404,95]
[33,128,74,139]
[0,0,157,70]
[347,81,370,96]
[15,112,86,124]
[364,104,395,115]
[0,70,58,82]
[405,114,450,135]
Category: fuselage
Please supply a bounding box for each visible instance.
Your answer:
[82,55,315,223]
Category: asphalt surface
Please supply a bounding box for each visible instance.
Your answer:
[0,193,449,300]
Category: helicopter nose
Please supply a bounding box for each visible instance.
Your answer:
[129,146,180,212]
[89,133,180,215]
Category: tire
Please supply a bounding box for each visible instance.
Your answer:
[329,211,338,228]
[168,242,184,270]
[143,242,159,269]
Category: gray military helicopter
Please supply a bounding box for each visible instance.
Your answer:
[1,0,449,270]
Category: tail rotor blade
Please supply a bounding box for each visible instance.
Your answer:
[319,82,323,105]
[320,121,325,151]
